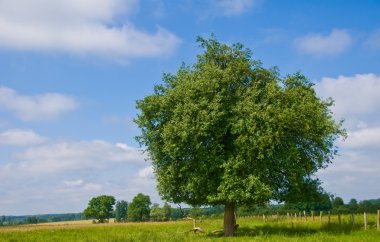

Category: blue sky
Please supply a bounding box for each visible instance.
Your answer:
[0,0,380,215]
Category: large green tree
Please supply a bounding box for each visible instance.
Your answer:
[127,193,151,222]
[83,195,115,223]
[135,37,345,236]
[115,200,128,222]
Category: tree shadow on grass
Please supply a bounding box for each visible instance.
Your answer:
[206,223,358,239]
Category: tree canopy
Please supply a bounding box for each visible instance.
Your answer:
[127,193,151,222]
[135,36,345,236]
[83,195,115,223]
[115,200,128,222]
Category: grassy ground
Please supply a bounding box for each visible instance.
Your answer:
[0,215,379,241]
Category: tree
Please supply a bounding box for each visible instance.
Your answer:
[127,193,151,222]
[332,196,344,208]
[162,203,172,221]
[25,216,38,224]
[347,198,358,213]
[135,36,345,236]
[83,195,115,223]
[150,203,164,221]
[115,200,128,222]
[190,207,202,219]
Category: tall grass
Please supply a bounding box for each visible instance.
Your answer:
[0,214,379,241]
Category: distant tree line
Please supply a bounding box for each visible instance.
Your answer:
[238,196,380,216]
[0,213,84,226]
[82,193,226,223]
[1,196,378,226]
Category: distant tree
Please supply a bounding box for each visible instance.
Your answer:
[190,207,202,219]
[128,193,151,221]
[150,203,164,221]
[170,207,186,220]
[162,203,172,221]
[83,195,116,223]
[25,216,38,224]
[115,200,128,222]
[331,196,348,214]
[332,196,344,208]
[348,198,358,212]
[357,200,379,213]
[1,215,5,225]
[135,36,345,236]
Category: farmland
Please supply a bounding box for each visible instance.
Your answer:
[1,215,379,241]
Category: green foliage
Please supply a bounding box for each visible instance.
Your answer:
[135,36,345,209]
[115,200,128,222]
[150,203,165,221]
[83,195,115,223]
[284,192,332,212]
[332,197,344,208]
[190,207,202,219]
[162,203,172,221]
[0,213,84,226]
[127,193,151,222]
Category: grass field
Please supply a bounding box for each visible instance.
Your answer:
[0,215,379,241]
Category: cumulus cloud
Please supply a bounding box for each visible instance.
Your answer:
[315,73,380,201]
[0,86,78,121]
[0,0,180,59]
[315,73,380,121]
[317,149,380,201]
[0,140,145,177]
[0,129,46,146]
[295,29,352,56]
[213,0,259,16]
[341,127,380,149]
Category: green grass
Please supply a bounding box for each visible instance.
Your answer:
[0,215,379,241]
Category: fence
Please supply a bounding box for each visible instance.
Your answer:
[239,209,380,231]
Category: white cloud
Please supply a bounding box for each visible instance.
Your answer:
[364,29,380,50]
[214,0,259,16]
[0,0,180,59]
[63,179,84,187]
[341,127,380,149]
[295,29,352,56]
[0,86,78,121]
[0,140,145,177]
[315,73,380,121]
[0,129,46,146]
[315,73,380,201]
[138,166,154,179]
[317,150,380,201]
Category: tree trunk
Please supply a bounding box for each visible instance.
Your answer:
[224,203,236,236]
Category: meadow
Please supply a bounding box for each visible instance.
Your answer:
[0,214,379,241]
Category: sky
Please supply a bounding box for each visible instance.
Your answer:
[0,0,379,216]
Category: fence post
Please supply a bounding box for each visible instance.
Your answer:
[328,211,331,225]
[351,213,356,227]
[263,214,266,223]
[338,212,341,225]
[377,210,380,231]
[364,212,368,230]
[304,211,307,221]
[311,211,314,221]
[320,211,323,223]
